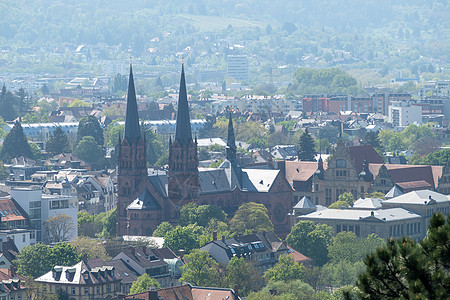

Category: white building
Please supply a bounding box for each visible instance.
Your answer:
[0,229,36,251]
[388,101,422,127]
[10,188,78,243]
[227,55,249,82]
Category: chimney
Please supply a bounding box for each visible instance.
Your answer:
[142,245,147,253]
[179,250,185,259]
[149,290,159,300]
[222,235,225,242]
[213,231,217,241]
[9,265,15,277]
[129,247,135,256]
[234,285,239,299]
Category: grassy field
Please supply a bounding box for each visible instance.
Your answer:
[175,14,266,31]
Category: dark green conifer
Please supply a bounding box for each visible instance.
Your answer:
[0,121,33,161]
[46,126,70,155]
[297,130,317,161]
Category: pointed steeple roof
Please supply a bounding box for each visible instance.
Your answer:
[123,63,141,143]
[226,112,237,161]
[174,64,192,146]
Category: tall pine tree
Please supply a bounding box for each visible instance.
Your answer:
[357,212,450,299]
[0,121,33,162]
[46,126,70,155]
[297,130,317,161]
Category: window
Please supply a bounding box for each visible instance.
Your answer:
[355,226,360,237]
[106,284,111,293]
[336,225,341,233]
[85,287,89,295]
[72,287,76,295]
[96,286,100,294]
[22,234,26,242]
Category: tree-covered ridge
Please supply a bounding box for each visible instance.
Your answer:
[0,0,447,57]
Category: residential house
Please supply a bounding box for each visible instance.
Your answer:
[112,246,183,289]
[200,231,289,274]
[35,260,121,299]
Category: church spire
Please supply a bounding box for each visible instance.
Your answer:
[226,111,237,161]
[174,63,192,146]
[123,63,141,143]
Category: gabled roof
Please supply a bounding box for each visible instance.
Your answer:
[383,190,449,205]
[241,169,280,192]
[348,145,384,173]
[284,161,328,183]
[87,258,139,284]
[127,189,161,210]
[369,164,443,189]
[35,261,118,285]
[0,198,27,222]
[115,247,175,269]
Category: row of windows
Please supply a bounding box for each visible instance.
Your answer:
[43,283,118,295]
[389,222,421,237]
[336,224,361,237]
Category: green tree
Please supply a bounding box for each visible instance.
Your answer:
[225,257,261,296]
[77,115,104,147]
[70,236,111,261]
[247,280,317,300]
[129,274,161,295]
[145,128,166,166]
[104,123,124,148]
[329,200,352,209]
[0,161,9,181]
[96,207,117,239]
[77,211,102,238]
[322,260,365,288]
[152,221,174,237]
[15,243,52,278]
[75,136,104,164]
[30,143,43,161]
[357,213,450,299]
[286,221,333,266]
[163,224,202,254]
[338,192,355,206]
[46,127,70,155]
[0,121,33,161]
[297,131,317,161]
[229,202,274,234]
[264,254,305,282]
[49,243,81,268]
[0,88,19,121]
[179,203,227,227]
[179,249,220,286]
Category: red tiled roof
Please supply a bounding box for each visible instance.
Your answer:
[369,164,443,189]
[0,198,27,222]
[284,161,328,183]
[192,287,238,300]
[348,145,384,173]
[396,180,433,192]
[287,246,312,265]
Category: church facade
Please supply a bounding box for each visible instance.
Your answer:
[116,65,293,236]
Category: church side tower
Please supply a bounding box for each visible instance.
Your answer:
[116,64,148,236]
[168,64,199,205]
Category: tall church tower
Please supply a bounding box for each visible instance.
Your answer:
[168,64,199,205]
[116,64,148,236]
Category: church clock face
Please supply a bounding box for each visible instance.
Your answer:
[274,203,285,223]
[336,159,347,168]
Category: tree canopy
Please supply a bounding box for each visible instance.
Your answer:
[46,126,70,155]
[179,249,220,286]
[76,115,104,147]
[75,136,104,164]
[179,203,227,227]
[286,221,333,266]
[0,121,33,161]
[229,202,274,234]
[129,273,161,295]
[263,254,305,282]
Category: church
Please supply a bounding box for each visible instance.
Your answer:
[116,65,293,236]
